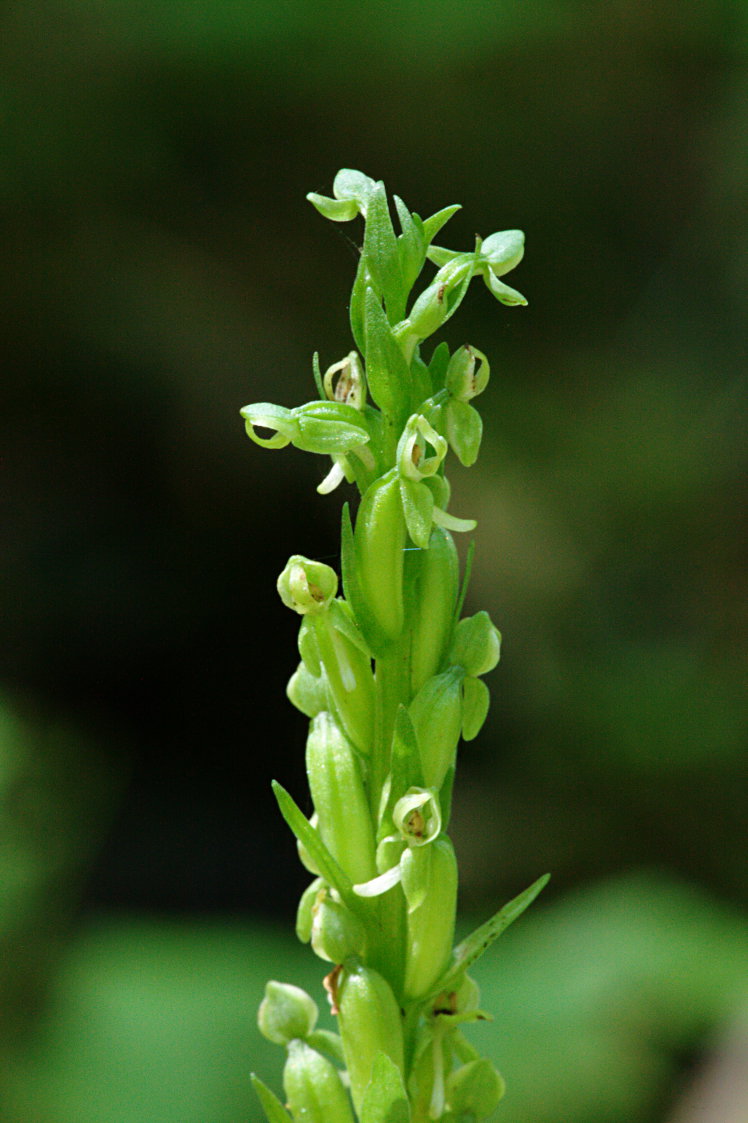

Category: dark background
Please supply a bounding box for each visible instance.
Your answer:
[2,2,746,1121]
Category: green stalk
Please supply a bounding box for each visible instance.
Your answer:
[249,169,546,1123]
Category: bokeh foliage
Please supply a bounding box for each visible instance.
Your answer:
[1,1,746,1120]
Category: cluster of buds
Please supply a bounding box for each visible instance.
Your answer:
[246,170,547,1122]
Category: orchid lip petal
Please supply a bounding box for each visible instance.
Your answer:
[353,863,403,898]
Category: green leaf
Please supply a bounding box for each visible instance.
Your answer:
[271,781,361,915]
[360,1052,411,1123]
[340,503,392,658]
[363,287,411,424]
[364,182,406,322]
[251,1074,293,1123]
[421,204,461,246]
[349,255,369,355]
[436,874,551,991]
[399,478,434,550]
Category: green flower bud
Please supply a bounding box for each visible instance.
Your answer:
[337,962,405,1114]
[323,352,367,410]
[283,1039,355,1123]
[448,612,501,676]
[296,877,324,944]
[461,676,490,741]
[286,662,328,718]
[444,344,490,402]
[393,787,442,846]
[311,889,366,963]
[445,1058,506,1119]
[258,980,318,1046]
[409,668,464,790]
[354,470,407,643]
[278,557,338,615]
[401,837,458,999]
[397,414,448,482]
[306,713,377,885]
[406,527,459,695]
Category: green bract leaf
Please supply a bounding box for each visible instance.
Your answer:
[421,204,461,246]
[307,192,359,222]
[360,1052,411,1123]
[363,182,406,322]
[340,503,392,658]
[363,287,411,424]
[435,873,551,992]
[328,598,373,659]
[251,1075,294,1123]
[271,780,362,915]
[394,195,425,293]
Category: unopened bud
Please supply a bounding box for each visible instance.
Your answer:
[448,612,501,677]
[337,962,406,1114]
[258,980,318,1046]
[409,668,464,790]
[278,557,337,615]
[306,713,377,885]
[311,890,366,963]
[401,837,458,999]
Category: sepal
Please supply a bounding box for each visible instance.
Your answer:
[307,192,359,222]
[445,1058,505,1119]
[461,676,490,741]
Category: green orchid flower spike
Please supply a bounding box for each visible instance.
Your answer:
[244,169,548,1122]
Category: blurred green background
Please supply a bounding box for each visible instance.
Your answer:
[2,1,747,1120]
